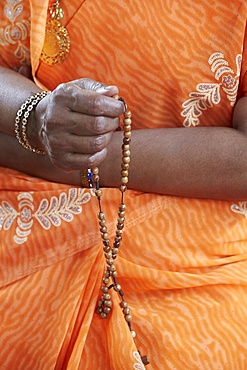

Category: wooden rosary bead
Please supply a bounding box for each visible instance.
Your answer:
[98,212,105,220]
[123,118,132,125]
[124,131,131,139]
[103,277,110,284]
[96,307,103,314]
[124,110,132,118]
[122,144,130,150]
[103,307,111,314]
[103,245,111,253]
[123,307,130,315]
[99,219,106,226]
[92,167,99,175]
[104,269,110,276]
[102,232,109,240]
[123,156,130,164]
[121,176,129,184]
[125,314,132,322]
[122,150,131,157]
[103,293,111,300]
[123,137,131,144]
[121,163,130,170]
[108,264,116,272]
[131,330,136,338]
[124,124,131,132]
[117,223,124,230]
[100,226,107,233]
[105,252,112,259]
[106,258,114,265]
[95,189,103,197]
[104,300,112,307]
[113,284,122,292]
[120,185,127,193]
[121,170,128,177]
[120,301,128,309]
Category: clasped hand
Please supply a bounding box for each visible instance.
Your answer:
[33,78,124,171]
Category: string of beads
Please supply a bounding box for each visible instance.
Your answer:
[84,97,149,367]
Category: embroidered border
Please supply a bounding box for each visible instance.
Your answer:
[0,188,92,244]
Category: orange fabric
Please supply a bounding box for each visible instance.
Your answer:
[1,1,247,369]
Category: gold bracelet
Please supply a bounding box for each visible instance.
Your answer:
[15,91,50,154]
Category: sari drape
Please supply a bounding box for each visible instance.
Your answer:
[1,1,247,369]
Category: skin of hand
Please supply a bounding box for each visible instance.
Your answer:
[28,78,125,171]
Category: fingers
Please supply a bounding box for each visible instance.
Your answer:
[51,81,124,116]
[72,77,119,97]
[44,130,113,155]
[48,148,109,172]
[38,77,124,171]
[62,114,120,136]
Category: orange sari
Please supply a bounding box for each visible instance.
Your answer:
[1,1,247,369]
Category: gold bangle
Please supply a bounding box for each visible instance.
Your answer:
[15,91,50,154]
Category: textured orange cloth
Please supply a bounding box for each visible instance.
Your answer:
[1,1,247,369]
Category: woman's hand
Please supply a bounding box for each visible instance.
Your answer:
[30,78,124,171]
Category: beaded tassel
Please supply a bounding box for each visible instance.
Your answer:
[90,98,149,366]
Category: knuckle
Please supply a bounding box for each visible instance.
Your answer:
[52,83,66,100]
[52,83,74,104]
[93,116,106,133]
[91,94,103,115]
[92,135,105,152]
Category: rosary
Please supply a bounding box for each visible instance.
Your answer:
[81,97,149,367]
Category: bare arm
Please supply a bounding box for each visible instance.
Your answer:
[100,115,247,200]
[1,66,247,201]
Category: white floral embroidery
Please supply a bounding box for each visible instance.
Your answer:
[181,52,242,127]
[230,202,247,218]
[133,351,146,370]
[0,188,92,244]
[0,0,30,64]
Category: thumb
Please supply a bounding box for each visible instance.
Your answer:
[73,77,119,97]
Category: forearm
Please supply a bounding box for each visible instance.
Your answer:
[0,67,41,136]
[100,124,247,201]
[2,118,247,201]
[0,132,80,185]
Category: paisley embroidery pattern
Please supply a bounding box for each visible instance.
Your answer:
[181,52,242,127]
[0,0,30,64]
[0,188,92,244]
